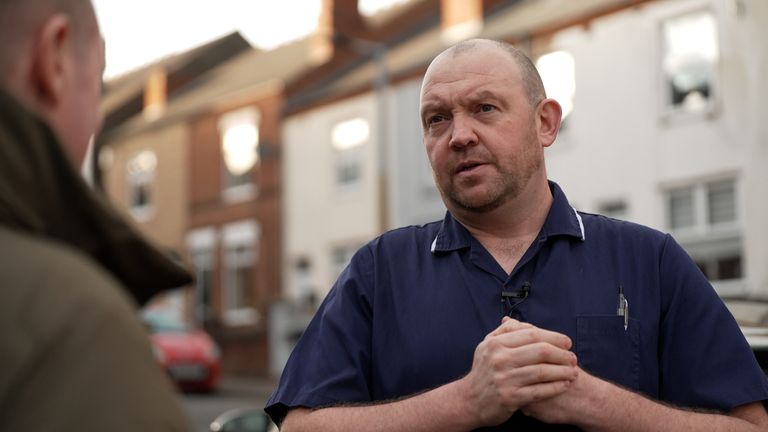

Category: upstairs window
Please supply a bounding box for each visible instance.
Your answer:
[219,107,259,202]
[661,10,719,114]
[332,117,369,191]
[127,150,157,222]
[537,50,575,125]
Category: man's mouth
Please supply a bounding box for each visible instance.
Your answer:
[455,161,485,174]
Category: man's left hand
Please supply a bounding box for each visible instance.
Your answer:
[520,367,604,425]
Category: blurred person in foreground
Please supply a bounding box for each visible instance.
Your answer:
[266,39,768,431]
[0,0,192,430]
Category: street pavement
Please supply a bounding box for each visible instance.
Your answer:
[179,375,277,432]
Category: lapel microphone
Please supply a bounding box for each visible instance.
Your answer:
[501,281,531,319]
[501,281,531,302]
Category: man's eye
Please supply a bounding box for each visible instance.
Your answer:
[478,104,495,113]
[428,114,447,125]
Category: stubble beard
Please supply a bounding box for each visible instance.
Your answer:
[439,127,542,214]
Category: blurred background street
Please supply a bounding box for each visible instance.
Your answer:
[180,376,274,432]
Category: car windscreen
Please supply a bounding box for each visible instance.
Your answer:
[141,312,190,333]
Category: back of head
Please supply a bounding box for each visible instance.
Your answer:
[0,0,97,90]
[0,0,102,166]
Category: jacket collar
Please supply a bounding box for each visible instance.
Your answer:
[0,89,192,305]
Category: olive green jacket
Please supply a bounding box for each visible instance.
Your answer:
[0,89,192,430]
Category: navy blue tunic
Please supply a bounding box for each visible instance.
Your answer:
[266,182,768,430]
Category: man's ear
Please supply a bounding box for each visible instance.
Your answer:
[30,14,72,108]
[536,98,562,148]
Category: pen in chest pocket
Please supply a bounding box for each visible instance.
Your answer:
[617,285,629,331]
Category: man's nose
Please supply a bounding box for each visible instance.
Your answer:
[448,115,477,149]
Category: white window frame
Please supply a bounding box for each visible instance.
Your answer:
[536,50,575,126]
[331,117,369,193]
[663,176,743,293]
[330,242,363,282]
[665,178,739,239]
[186,227,217,324]
[221,220,261,326]
[126,150,157,222]
[597,199,629,221]
[657,5,720,120]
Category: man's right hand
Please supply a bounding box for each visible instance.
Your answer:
[458,317,578,427]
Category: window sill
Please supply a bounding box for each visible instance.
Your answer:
[670,223,740,244]
[223,308,260,327]
[222,184,257,204]
[130,206,155,223]
[658,101,720,127]
[714,279,749,300]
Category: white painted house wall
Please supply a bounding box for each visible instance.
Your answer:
[387,79,447,228]
[283,93,381,301]
[544,0,768,299]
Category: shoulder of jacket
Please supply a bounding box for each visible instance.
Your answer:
[0,227,137,333]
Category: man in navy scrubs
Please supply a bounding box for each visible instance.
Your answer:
[266,39,768,431]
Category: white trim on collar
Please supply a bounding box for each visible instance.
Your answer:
[430,236,438,253]
[573,207,586,241]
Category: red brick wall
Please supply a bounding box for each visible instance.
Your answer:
[187,92,284,376]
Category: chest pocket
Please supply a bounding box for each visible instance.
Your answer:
[575,316,640,390]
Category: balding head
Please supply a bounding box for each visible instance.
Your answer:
[0,0,103,166]
[424,38,546,107]
[0,0,98,84]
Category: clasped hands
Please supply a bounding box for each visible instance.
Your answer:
[460,317,597,427]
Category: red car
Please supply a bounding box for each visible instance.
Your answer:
[142,312,221,392]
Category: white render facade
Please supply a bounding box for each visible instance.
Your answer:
[282,93,382,302]
[543,0,768,301]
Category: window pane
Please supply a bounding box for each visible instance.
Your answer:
[716,255,742,280]
[191,249,214,322]
[336,159,361,185]
[332,245,358,279]
[668,187,695,229]
[662,10,718,112]
[234,266,253,309]
[127,150,156,213]
[131,183,151,208]
[694,259,710,279]
[332,118,369,150]
[707,179,736,225]
[598,201,627,219]
[332,118,367,189]
[219,107,260,188]
[537,51,575,121]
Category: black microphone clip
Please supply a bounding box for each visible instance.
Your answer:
[501,281,531,302]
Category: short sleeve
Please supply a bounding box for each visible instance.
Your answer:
[658,235,768,410]
[265,245,375,425]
